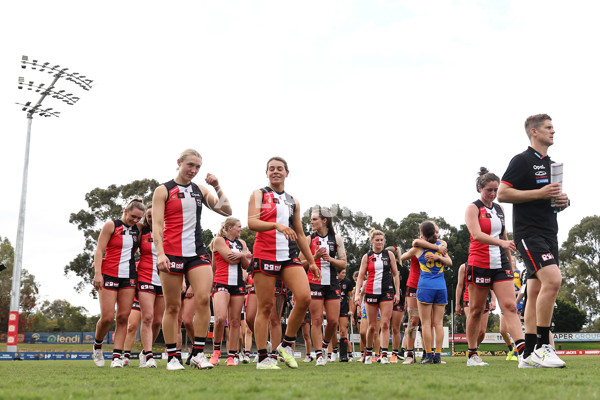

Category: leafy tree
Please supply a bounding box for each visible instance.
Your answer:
[559,215,600,323]
[64,179,160,296]
[0,236,40,332]
[30,299,93,332]
[553,298,587,332]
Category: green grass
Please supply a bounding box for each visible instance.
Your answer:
[1,356,599,400]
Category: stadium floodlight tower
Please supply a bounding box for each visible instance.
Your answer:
[7,56,93,353]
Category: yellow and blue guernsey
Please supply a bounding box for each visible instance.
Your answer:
[416,241,448,305]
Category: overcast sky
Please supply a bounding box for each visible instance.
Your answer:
[1,1,598,316]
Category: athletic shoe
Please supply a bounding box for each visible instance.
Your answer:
[433,357,442,364]
[466,355,488,367]
[316,356,327,366]
[330,353,338,363]
[93,349,105,367]
[266,341,272,353]
[209,350,221,366]
[145,358,157,368]
[186,353,192,366]
[506,349,518,361]
[122,358,130,367]
[276,344,298,369]
[166,358,185,370]
[348,355,354,362]
[364,355,373,365]
[253,355,259,363]
[402,356,414,365]
[303,355,314,363]
[242,354,250,364]
[226,356,236,366]
[256,357,281,370]
[139,354,146,368]
[380,356,390,364]
[191,353,214,370]
[110,358,124,368]
[390,354,398,364]
[373,355,380,363]
[398,349,406,360]
[532,344,566,368]
[420,356,434,364]
[359,355,365,363]
[518,354,542,369]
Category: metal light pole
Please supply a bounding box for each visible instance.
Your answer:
[7,56,93,353]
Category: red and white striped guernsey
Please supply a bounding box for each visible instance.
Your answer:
[101,219,139,279]
[253,187,298,261]
[138,227,160,286]
[163,179,205,257]
[214,238,245,286]
[308,231,337,285]
[365,250,393,295]
[467,200,509,270]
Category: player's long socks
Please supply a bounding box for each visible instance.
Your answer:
[192,337,206,357]
[515,339,525,355]
[258,349,268,363]
[166,344,177,362]
[94,339,103,350]
[468,348,478,359]
[523,333,537,358]
[536,326,551,348]
[112,349,123,360]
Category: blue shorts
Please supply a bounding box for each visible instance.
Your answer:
[417,288,448,305]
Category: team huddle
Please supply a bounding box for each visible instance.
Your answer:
[90,113,569,370]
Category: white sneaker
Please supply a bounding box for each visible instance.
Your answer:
[364,355,373,365]
[256,357,281,370]
[122,358,130,367]
[532,344,566,368]
[276,344,298,369]
[303,355,314,363]
[143,358,157,368]
[110,358,124,368]
[92,349,105,367]
[518,354,541,369]
[330,353,338,362]
[139,354,146,368]
[266,341,272,353]
[316,356,327,366]
[166,358,185,371]
[380,356,390,364]
[466,355,488,367]
[253,354,259,363]
[242,354,250,364]
[191,353,214,370]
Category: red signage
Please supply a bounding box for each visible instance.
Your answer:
[6,312,19,346]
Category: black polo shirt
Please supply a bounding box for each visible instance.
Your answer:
[501,146,558,240]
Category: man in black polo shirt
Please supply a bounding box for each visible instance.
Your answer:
[498,114,569,369]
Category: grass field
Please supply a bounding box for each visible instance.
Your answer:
[1,355,599,400]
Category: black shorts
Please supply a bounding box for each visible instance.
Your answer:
[252,257,302,277]
[102,274,136,291]
[248,285,256,295]
[365,291,394,305]
[393,302,406,312]
[166,249,211,275]
[310,282,341,301]
[466,264,513,288]
[516,235,559,279]
[274,280,287,297]
[302,310,311,325]
[212,282,247,297]
[340,299,350,317]
[138,281,164,297]
[407,286,417,298]
[131,299,141,311]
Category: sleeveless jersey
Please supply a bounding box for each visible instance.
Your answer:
[214,238,245,286]
[406,256,421,289]
[253,187,298,261]
[365,250,393,295]
[513,270,522,298]
[163,180,205,257]
[417,241,446,290]
[308,231,338,285]
[468,200,509,270]
[138,227,160,286]
[101,219,139,279]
